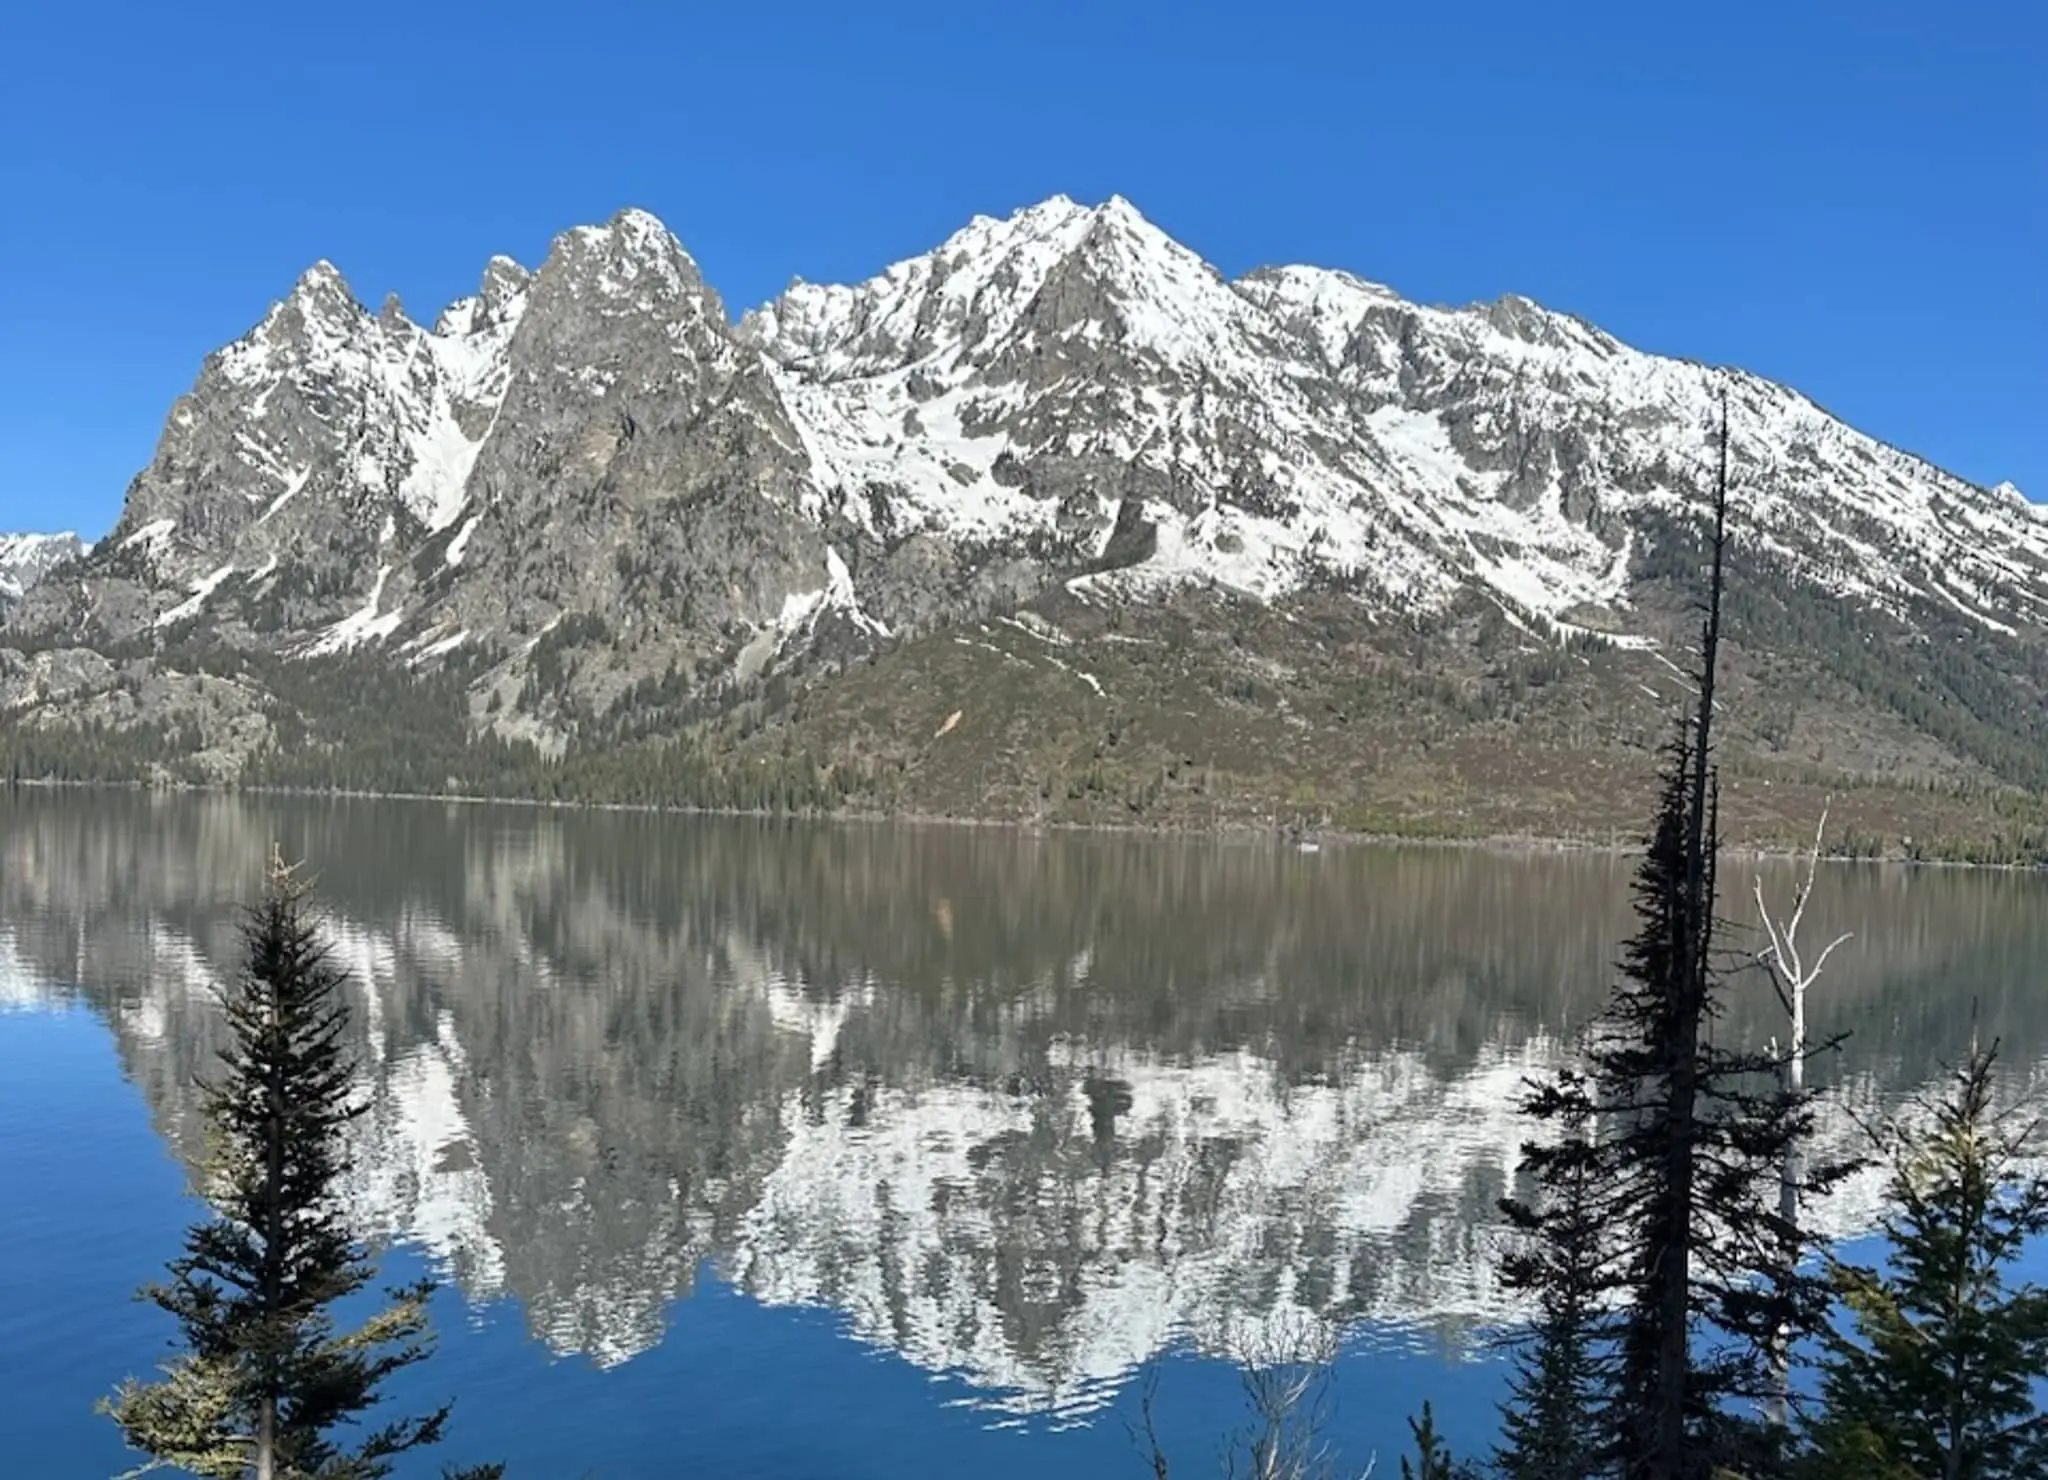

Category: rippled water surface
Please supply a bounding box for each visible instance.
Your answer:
[3,791,2043,1477]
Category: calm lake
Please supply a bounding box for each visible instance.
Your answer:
[3,791,2044,1478]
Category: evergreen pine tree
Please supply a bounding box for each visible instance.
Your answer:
[1801,1040,2048,1480]
[1496,1081,1608,1480]
[1400,1402,1465,1480]
[103,848,501,1480]
[1502,395,1850,1480]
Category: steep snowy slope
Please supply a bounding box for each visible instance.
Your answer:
[25,195,2042,658]
[747,196,1634,615]
[749,194,2048,636]
[1236,265,2048,630]
[4,257,531,645]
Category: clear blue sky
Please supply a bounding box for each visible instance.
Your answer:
[1,0,2038,537]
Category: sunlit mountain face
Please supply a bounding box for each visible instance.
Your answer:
[4,791,2045,1419]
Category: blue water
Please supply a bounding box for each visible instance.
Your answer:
[2,1009,197,1476]
[8,793,2042,1478]
[0,1004,1507,1478]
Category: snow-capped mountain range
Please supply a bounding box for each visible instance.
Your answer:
[3,196,2044,815]
[23,195,2043,639]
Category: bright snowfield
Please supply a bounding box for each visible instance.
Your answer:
[59,196,2048,655]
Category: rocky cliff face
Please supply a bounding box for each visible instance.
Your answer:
[4,197,2044,821]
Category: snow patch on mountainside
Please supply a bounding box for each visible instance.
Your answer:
[310,564,403,654]
[121,519,177,556]
[769,370,1040,539]
[444,513,482,567]
[256,466,313,525]
[398,404,486,533]
[155,562,237,629]
[736,546,892,680]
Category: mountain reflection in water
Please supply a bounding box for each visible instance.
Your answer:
[3,790,2043,1420]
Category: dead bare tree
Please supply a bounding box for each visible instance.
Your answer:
[1131,1313,1377,1480]
[1751,804,1852,1430]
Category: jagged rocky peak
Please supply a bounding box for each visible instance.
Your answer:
[291,258,357,308]
[746,194,1217,377]
[210,260,371,389]
[495,206,745,402]
[433,254,533,338]
[1013,193,1264,371]
[755,193,1276,400]
[12,228,551,649]
[739,195,1074,376]
[1076,192,1214,278]
[544,205,715,310]
[481,253,530,304]
[1471,291,1620,355]
[278,258,373,339]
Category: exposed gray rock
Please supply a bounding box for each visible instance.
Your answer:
[0,645,116,711]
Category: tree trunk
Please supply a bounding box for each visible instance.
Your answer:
[1647,398,1728,1480]
[1653,1017,1702,1480]
[1766,981,1805,1429]
[1755,805,1843,1434]
[256,1398,276,1480]
[260,988,287,1480]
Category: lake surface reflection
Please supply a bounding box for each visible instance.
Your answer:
[3,792,2044,1472]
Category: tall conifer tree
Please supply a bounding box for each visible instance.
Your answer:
[105,849,500,1480]
[1496,1083,1608,1480]
[1501,394,1849,1480]
[1802,1041,2048,1480]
